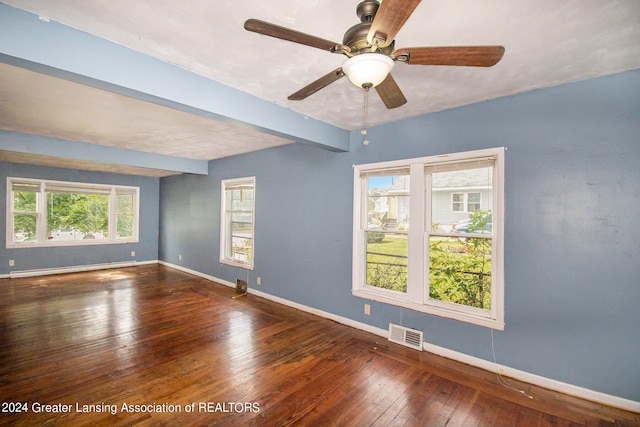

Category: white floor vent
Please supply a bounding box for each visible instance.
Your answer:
[388,323,423,351]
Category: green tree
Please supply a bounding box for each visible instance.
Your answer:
[429,210,492,309]
[13,191,37,240]
[47,193,76,235]
[116,194,134,238]
[62,194,109,238]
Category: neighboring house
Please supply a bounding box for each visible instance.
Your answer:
[369,175,410,229]
[432,167,493,231]
[370,168,492,232]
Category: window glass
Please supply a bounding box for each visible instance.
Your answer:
[353,149,504,329]
[229,211,253,262]
[228,188,254,211]
[430,166,493,310]
[366,175,410,230]
[12,190,38,243]
[117,215,134,239]
[7,178,139,247]
[116,193,135,238]
[221,178,255,269]
[468,193,481,212]
[429,234,492,309]
[366,232,408,293]
[117,194,134,214]
[432,167,492,231]
[47,192,109,241]
[365,174,409,293]
[452,193,464,212]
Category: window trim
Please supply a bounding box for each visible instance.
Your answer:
[220,176,256,270]
[6,177,139,248]
[352,148,505,330]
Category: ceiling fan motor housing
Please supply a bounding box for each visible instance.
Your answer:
[343,0,394,54]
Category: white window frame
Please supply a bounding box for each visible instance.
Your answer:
[6,177,139,248]
[220,177,255,270]
[352,148,505,330]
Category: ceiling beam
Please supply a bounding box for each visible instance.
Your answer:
[0,4,349,155]
[1,131,209,176]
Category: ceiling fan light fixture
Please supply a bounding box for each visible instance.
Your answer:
[342,53,394,88]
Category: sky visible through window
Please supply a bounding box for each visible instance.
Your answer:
[368,176,393,190]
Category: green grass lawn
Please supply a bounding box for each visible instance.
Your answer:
[365,233,492,309]
[366,234,408,293]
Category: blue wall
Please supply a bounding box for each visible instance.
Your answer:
[161,70,640,402]
[1,163,159,274]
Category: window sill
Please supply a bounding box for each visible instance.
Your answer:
[7,238,139,249]
[352,289,504,330]
[219,258,254,270]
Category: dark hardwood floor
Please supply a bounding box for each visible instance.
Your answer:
[0,264,637,426]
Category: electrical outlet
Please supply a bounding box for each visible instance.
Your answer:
[364,304,370,315]
[256,277,261,285]
[9,260,15,267]
[130,251,135,257]
[179,254,182,261]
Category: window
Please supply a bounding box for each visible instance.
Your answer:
[452,193,464,211]
[353,148,504,329]
[220,177,255,269]
[452,192,481,212]
[7,178,139,247]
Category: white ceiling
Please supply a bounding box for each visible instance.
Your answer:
[0,62,293,160]
[1,0,639,176]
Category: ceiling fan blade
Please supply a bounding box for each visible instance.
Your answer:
[244,19,341,52]
[367,0,422,49]
[375,74,407,109]
[393,46,505,67]
[288,68,345,101]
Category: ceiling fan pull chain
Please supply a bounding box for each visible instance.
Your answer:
[362,86,370,145]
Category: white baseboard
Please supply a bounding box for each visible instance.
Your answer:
[11,259,638,413]
[249,287,639,412]
[158,262,640,413]
[6,259,157,279]
[157,261,221,282]
[421,342,640,413]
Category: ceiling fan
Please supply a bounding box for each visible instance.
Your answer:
[244,0,505,109]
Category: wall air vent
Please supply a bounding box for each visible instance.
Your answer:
[388,323,423,351]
